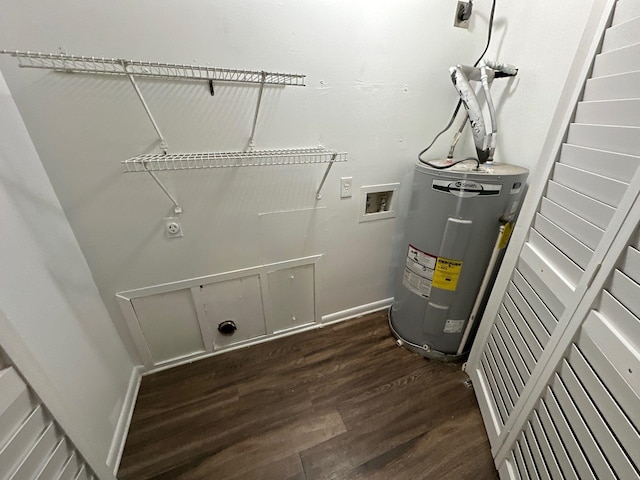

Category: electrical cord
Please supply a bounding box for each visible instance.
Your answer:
[419,0,498,169]
[424,157,480,170]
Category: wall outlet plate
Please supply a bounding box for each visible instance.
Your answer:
[164,217,183,238]
[454,1,472,29]
[340,177,353,198]
[359,183,400,223]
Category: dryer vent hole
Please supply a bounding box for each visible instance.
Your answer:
[218,320,237,336]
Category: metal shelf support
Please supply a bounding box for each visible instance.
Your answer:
[316,153,338,200]
[122,60,168,154]
[1,50,347,205]
[246,71,267,152]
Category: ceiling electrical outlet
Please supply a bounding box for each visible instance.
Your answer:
[164,217,183,238]
[454,1,472,29]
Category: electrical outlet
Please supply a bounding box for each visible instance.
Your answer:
[340,177,353,198]
[454,1,472,29]
[164,217,183,238]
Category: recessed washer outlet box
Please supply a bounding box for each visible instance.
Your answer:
[359,183,400,223]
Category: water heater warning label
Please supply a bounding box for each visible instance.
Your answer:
[403,245,436,298]
[432,257,463,291]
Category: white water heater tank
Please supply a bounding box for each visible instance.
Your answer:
[390,160,528,360]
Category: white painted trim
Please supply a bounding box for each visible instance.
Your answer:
[321,297,393,323]
[115,294,155,369]
[142,299,392,376]
[106,365,143,475]
[358,183,400,223]
[116,255,323,300]
[119,255,324,371]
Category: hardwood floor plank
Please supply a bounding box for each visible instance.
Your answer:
[119,311,496,480]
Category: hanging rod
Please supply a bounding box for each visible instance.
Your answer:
[122,148,347,172]
[0,50,306,86]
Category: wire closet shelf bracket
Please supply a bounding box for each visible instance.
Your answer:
[0,50,348,209]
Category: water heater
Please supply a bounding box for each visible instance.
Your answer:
[389,160,528,360]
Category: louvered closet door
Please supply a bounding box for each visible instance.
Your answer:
[467,0,640,475]
[500,228,640,479]
[0,366,97,480]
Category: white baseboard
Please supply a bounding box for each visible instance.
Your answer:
[142,298,394,376]
[107,365,143,475]
[321,297,393,324]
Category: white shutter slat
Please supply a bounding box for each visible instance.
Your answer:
[481,354,508,425]
[0,369,35,451]
[592,43,640,77]
[484,344,515,412]
[517,250,569,318]
[583,71,640,101]
[491,328,526,393]
[574,99,640,128]
[487,337,519,405]
[539,197,603,250]
[499,306,537,373]
[602,16,640,52]
[608,269,640,320]
[507,281,551,348]
[559,143,640,182]
[611,0,640,27]
[513,441,530,480]
[11,422,59,480]
[582,311,640,397]
[56,452,80,480]
[619,245,640,284]
[495,314,531,384]
[0,406,47,479]
[553,162,628,207]
[529,229,583,286]
[534,214,593,269]
[512,270,558,336]
[524,422,551,480]
[567,345,640,473]
[551,368,618,479]
[546,181,615,231]
[537,400,579,479]
[36,439,70,480]
[503,293,544,360]
[576,322,640,432]
[560,359,637,478]
[543,386,597,480]
[529,411,564,479]
[598,290,640,353]
[519,432,542,480]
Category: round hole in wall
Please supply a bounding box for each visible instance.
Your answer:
[218,320,237,336]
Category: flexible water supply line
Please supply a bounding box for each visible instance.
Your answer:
[449,65,490,163]
[480,64,497,161]
[456,222,507,355]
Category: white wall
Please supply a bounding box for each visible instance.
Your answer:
[0,71,133,477]
[0,0,595,363]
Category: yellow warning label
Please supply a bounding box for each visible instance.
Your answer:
[432,257,463,291]
[498,222,514,250]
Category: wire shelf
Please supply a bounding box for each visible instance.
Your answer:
[0,50,306,86]
[122,148,347,172]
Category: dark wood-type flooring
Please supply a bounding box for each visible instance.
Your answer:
[119,311,497,480]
